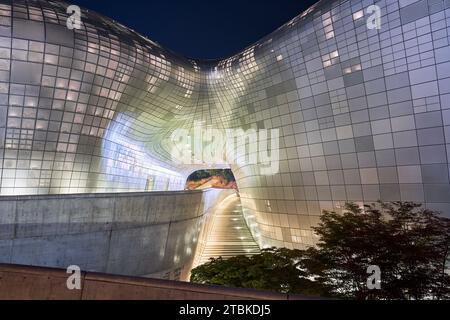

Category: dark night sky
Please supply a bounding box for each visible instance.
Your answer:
[68,0,317,59]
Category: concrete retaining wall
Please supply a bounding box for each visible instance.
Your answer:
[0,264,313,300]
[0,189,233,280]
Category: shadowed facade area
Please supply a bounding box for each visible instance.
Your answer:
[0,0,450,255]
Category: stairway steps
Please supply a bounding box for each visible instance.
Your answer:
[197,194,260,265]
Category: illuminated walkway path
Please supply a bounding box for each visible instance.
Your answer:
[197,193,260,266]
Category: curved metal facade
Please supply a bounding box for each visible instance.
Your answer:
[1,0,450,249]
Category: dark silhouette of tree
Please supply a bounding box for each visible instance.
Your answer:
[306,202,450,299]
[190,201,450,299]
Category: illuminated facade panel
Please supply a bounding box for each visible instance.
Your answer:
[0,0,449,250]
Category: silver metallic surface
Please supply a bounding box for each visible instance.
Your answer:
[1,0,450,249]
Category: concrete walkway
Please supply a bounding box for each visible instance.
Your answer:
[197,194,260,266]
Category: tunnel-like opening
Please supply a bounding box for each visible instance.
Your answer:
[185,169,237,190]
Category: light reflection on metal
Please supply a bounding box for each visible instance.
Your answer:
[0,0,448,251]
[192,194,260,268]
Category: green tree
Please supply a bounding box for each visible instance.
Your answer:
[190,247,332,297]
[306,202,450,299]
[187,169,235,182]
[190,201,450,299]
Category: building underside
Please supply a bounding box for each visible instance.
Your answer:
[0,0,450,258]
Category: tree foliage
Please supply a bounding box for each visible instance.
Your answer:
[190,201,450,299]
[190,247,331,297]
[187,169,236,182]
